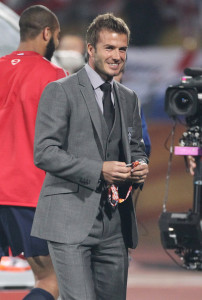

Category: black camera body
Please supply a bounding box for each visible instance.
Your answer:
[159,211,202,270]
[165,68,202,121]
[165,68,202,147]
[159,211,202,250]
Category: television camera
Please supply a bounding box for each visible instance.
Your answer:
[159,68,202,270]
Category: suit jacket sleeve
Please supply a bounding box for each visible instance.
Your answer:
[34,80,103,191]
[129,91,149,164]
[140,108,151,157]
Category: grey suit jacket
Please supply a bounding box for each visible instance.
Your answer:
[31,67,148,249]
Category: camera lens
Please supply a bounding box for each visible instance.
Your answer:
[165,86,198,116]
[173,91,193,113]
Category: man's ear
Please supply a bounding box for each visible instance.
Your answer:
[42,27,51,42]
[87,43,95,58]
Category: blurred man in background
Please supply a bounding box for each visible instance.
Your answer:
[58,34,85,54]
[0,5,67,300]
[52,33,85,74]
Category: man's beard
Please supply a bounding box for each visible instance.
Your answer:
[45,37,55,61]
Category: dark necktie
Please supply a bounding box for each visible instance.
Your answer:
[100,82,115,131]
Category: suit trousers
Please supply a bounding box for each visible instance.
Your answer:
[48,199,129,300]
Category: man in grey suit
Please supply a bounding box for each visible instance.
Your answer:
[31,13,149,300]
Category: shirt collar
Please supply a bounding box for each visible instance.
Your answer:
[85,63,114,90]
[12,51,41,57]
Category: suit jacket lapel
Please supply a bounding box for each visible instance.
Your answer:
[77,68,105,159]
[113,82,131,164]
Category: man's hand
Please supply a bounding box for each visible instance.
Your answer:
[128,162,149,184]
[101,161,132,184]
[188,155,196,176]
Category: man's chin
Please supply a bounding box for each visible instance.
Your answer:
[111,71,122,79]
[114,70,121,75]
[105,69,120,77]
[99,69,121,81]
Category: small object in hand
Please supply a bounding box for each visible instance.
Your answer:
[126,161,140,168]
[126,163,133,167]
[132,161,139,168]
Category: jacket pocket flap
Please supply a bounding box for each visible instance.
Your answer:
[43,181,79,196]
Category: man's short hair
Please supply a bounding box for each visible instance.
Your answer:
[19,5,59,42]
[86,13,130,48]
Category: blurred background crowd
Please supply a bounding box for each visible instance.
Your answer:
[1,0,202,48]
[2,0,202,120]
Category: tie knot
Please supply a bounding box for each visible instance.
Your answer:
[100,82,111,92]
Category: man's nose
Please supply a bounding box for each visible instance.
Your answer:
[112,49,121,60]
